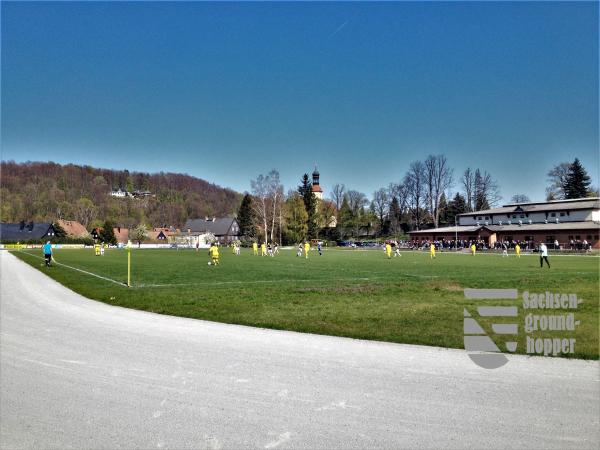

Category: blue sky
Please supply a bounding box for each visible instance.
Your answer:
[1,1,598,202]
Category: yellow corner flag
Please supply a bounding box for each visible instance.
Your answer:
[126,239,133,287]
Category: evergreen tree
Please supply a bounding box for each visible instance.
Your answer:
[447,193,468,224]
[298,174,317,239]
[237,193,256,238]
[564,158,592,199]
[437,192,449,226]
[389,196,402,236]
[475,194,489,212]
[100,220,117,245]
[298,174,311,204]
[337,196,353,239]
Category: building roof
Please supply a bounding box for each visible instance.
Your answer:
[0,222,55,241]
[488,222,600,232]
[57,219,89,237]
[311,184,323,193]
[459,197,600,216]
[113,227,129,244]
[410,225,482,234]
[183,218,238,236]
[152,227,177,234]
[146,230,169,241]
[409,221,600,235]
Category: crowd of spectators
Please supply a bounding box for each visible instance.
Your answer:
[397,238,594,252]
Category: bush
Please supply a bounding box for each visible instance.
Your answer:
[1,237,94,245]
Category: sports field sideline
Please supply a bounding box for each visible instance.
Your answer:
[12,247,599,359]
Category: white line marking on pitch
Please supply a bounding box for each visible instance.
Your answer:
[18,251,126,286]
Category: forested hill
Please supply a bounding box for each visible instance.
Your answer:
[0,161,242,229]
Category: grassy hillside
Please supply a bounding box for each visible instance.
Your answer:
[0,160,242,228]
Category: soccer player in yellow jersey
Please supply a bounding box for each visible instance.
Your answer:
[430,242,436,259]
[260,242,266,256]
[385,243,392,259]
[515,243,521,258]
[304,241,310,259]
[471,243,476,255]
[252,241,258,255]
[94,243,101,256]
[209,242,220,265]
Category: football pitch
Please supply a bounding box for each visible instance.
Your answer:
[13,247,599,359]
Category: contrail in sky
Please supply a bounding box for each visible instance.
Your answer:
[330,21,348,38]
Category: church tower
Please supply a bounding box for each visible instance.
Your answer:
[311,166,323,200]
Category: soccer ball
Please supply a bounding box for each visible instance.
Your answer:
[207,261,212,266]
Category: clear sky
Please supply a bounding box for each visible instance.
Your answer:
[1,1,598,202]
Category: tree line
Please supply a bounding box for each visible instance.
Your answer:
[1,158,594,243]
[238,157,596,244]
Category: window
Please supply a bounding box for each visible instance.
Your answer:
[560,212,565,217]
[524,236,533,241]
[546,236,555,242]
[568,235,574,241]
[485,216,490,220]
[512,214,516,219]
[586,235,592,240]
[575,235,580,240]
[594,235,599,240]
[504,236,513,242]
[550,212,556,217]
[519,214,525,219]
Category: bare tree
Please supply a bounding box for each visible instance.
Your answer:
[345,190,368,237]
[55,201,72,221]
[424,155,454,228]
[404,161,426,230]
[371,188,389,233]
[545,162,571,200]
[251,173,271,244]
[386,182,407,236]
[271,183,285,243]
[74,197,97,228]
[474,169,501,209]
[510,194,530,204]
[488,173,499,206]
[267,171,283,243]
[588,185,600,197]
[461,168,476,211]
[346,190,368,215]
[330,183,346,211]
[388,182,408,213]
[249,170,284,244]
[318,198,337,229]
[463,167,501,211]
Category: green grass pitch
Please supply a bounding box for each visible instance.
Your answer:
[13,247,599,359]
